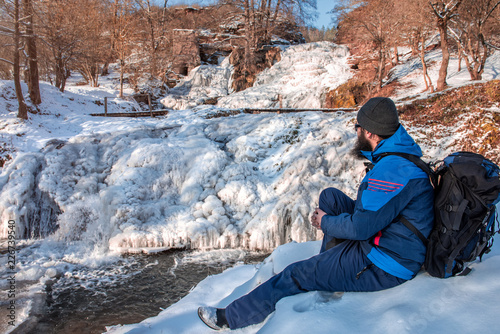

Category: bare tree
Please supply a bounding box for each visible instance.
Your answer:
[0,34,12,78]
[397,0,436,92]
[77,0,110,87]
[0,3,14,77]
[450,0,500,80]
[430,0,462,91]
[134,0,170,78]
[22,0,41,105]
[38,0,95,91]
[338,0,397,88]
[243,0,253,75]
[222,0,315,67]
[112,0,136,97]
[0,0,28,119]
[302,26,337,42]
[14,0,27,119]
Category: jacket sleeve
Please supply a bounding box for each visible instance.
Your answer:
[320,157,426,240]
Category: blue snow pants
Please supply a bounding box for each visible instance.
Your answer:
[225,188,407,329]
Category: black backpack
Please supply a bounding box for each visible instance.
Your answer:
[380,151,500,278]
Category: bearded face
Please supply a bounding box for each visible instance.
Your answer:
[351,128,373,160]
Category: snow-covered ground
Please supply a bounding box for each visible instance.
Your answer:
[391,48,500,100]
[0,41,499,333]
[106,240,500,334]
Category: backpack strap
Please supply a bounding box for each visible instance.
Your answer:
[377,152,436,245]
[444,208,494,275]
[399,215,429,246]
[377,152,437,188]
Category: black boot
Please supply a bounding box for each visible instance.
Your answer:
[198,306,229,330]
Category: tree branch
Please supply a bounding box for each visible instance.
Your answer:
[481,1,500,26]
[429,1,442,18]
[0,57,14,66]
[0,25,14,34]
[485,41,500,51]
[445,0,462,14]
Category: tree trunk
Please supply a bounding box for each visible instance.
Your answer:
[250,0,256,49]
[14,0,28,119]
[54,52,69,92]
[23,0,41,106]
[60,68,69,92]
[376,47,385,88]
[106,0,119,77]
[244,0,251,74]
[119,59,124,98]
[411,31,419,56]
[463,30,485,81]
[261,0,272,42]
[393,46,399,65]
[92,63,99,87]
[55,55,62,90]
[420,36,434,92]
[476,40,488,80]
[272,0,281,24]
[457,43,463,72]
[432,0,463,91]
[471,32,487,81]
[436,17,449,91]
[146,4,157,78]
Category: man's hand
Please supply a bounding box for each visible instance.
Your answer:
[311,208,326,229]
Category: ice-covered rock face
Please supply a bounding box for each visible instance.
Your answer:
[218,42,352,109]
[161,57,234,110]
[161,42,352,110]
[0,109,363,254]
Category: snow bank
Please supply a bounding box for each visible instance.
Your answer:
[106,239,500,334]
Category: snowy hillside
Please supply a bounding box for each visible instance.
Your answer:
[0,41,499,334]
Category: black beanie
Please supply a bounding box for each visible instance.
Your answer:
[356,97,400,136]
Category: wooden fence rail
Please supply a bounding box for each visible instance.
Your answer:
[91,104,357,118]
[91,110,170,117]
[241,108,357,114]
[93,92,358,118]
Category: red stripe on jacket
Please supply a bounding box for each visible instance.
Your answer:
[374,231,383,246]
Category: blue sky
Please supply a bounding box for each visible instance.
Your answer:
[315,0,335,28]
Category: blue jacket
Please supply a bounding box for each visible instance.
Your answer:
[321,125,434,280]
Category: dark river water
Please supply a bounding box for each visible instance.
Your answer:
[21,249,269,334]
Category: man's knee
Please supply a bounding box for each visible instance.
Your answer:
[284,258,322,292]
[319,187,354,216]
[319,187,341,203]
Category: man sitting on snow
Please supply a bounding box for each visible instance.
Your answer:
[198,97,435,330]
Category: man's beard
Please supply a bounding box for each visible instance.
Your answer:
[351,131,372,160]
